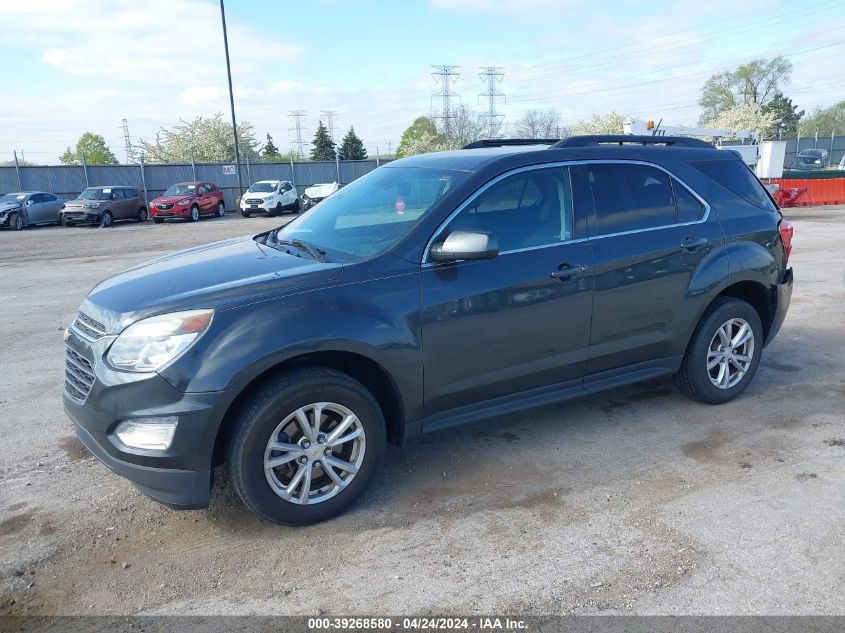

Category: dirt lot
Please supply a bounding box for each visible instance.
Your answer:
[0,208,843,616]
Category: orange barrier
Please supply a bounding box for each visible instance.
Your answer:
[768,178,845,207]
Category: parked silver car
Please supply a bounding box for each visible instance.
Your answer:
[0,191,65,230]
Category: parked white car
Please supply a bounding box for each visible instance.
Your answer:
[300,182,340,211]
[240,180,298,217]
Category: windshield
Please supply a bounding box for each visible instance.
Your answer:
[79,188,112,200]
[0,193,26,204]
[164,184,197,196]
[272,166,467,260]
[248,182,279,193]
[795,154,824,166]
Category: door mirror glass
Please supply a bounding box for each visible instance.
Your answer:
[26,199,34,205]
[430,230,499,263]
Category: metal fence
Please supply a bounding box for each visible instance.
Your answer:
[721,135,845,168]
[0,159,389,209]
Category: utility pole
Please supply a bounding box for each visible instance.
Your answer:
[478,67,505,139]
[219,0,243,201]
[13,151,22,190]
[121,118,135,164]
[431,65,460,146]
[321,110,339,142]
[289,110,307,159]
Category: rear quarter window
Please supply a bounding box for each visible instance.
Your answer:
[689,159,776,212]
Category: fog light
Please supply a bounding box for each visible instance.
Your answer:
[114,417,178,450]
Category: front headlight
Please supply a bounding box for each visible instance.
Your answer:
[107,309,213,372]
[263,196,273,202]
[83,203,101,209]
[177,199,191,206]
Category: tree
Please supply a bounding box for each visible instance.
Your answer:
[761,92,804,137]
[442,105,486,148]
[337,126,367,160]
[396,116,447,157]
[799,101,845,136]
[59,132,119,165]
[700,104,778,138]
[513,109,564,139]
[262,133,280,160]
[573,111,625,135]
[310,120,336,161]
[137,113,260,164]
[698,57,792,122]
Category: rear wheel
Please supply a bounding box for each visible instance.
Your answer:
[227,368,386,526]
[99,211,113,228]
[674,297,763,404]
[189,205,200,222]
[216,201,225,218]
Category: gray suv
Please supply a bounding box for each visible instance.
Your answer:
[62,187,148,227]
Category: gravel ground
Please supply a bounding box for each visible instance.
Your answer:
[0,208,843,616]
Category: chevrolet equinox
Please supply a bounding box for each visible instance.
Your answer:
[63,136,794,525]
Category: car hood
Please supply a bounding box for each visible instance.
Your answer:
[0,202,22,213]
[82,235,342,329]
[304,183,338,198]
[152,195,196,205]
[65,198,99,207]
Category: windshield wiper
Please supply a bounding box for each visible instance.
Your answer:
[266,231,326,262]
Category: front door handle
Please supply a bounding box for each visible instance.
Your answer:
[550,264,588,280]
[680,236,708,252]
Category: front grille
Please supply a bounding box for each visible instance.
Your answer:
[156,203,174,210]
[245,198,264,204]
[65,347,95,402]
[73,311,106,340]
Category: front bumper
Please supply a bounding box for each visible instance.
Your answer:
[63,209,101,223]
[765,267,793,346]
[62,327,235,509]
[240,200,274,213]
[151,205,190,219]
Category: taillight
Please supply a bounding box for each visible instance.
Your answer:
[779,219,794,262]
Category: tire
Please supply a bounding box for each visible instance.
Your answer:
[227,368,386,526]
[153,218,164,224]
[99,211,113,228]
[10,213,24,231]
[59,213,67,227]
[189,205,200,222]
[674,297,763,404]
[216,201,225,218]
[272,202,283,216]
[241,210,251,218]
[137,207,148,223]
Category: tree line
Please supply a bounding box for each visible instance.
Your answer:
[57,113,369,166]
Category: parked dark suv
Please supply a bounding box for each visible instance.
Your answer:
[63,136,794,525]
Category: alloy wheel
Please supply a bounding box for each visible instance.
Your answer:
[263,402,366,505]
[707,317,755,389]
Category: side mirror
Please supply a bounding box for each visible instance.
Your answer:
[26,199,33,206]
[429,230,499,263]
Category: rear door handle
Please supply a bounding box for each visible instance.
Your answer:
[550,264,588,280]
[680,236,708,252]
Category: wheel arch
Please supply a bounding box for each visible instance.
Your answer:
[212,349,406,466]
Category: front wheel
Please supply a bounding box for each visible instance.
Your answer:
[10,213,24,230]
[99,211,113,228]
[674,297,763,404]
[216,201,225,218]
[227,368,386,526]
[241,210,251,218]
[189,205,200,222]
[136,207,148,223]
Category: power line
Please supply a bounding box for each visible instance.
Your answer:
[431,65,460,143]
[478,66,506,139]
[288,110,307,159]
[321,110,339,142]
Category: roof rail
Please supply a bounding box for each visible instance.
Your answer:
[462,138,560,150]
[552,135,712,149]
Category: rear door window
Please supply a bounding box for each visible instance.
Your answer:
[586,163,676,235]
[689,159,776,211]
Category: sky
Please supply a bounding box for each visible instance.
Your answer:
[1,0,844,164]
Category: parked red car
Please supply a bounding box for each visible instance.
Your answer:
[149,182,225,223]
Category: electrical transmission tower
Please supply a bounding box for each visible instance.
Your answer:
[431,65,460,144]
[478,67,505,139]
[321,110,339,142]
[288,110,307,159]
[121,118,136,164]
